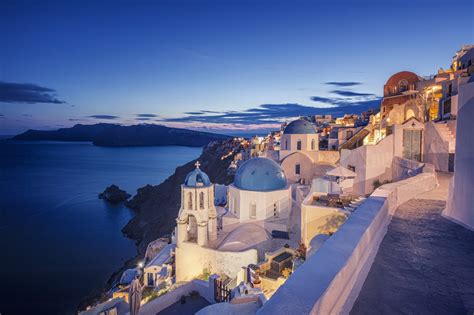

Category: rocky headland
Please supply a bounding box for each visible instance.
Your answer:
[12,123,230,147]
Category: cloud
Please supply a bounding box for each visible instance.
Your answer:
[325,81,362,87]
[185,111,205,115]
[0,81,66,104]
[69,118,88,122]
[22,114,32,117]
[159,99,380,127]
[88,115,119,120]
[330,90,376,97]
[136,117,151,121]
[137,114,158,118]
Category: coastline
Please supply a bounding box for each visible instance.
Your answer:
[77,139,239,312]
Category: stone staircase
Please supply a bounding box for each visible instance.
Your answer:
[435,122,456,153]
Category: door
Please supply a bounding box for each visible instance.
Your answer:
[403,129,422,161]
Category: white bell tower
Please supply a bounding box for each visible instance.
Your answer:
[176,161,217,247]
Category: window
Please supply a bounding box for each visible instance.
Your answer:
[297,140,302,150]
[187,192,193,210]
[285,139,288,150]
[295,164,300,175]
[311,139,315,150]
[199,192,205,209]
[147,273,154,286]
[398,79,408,93]
[250,203,257,219]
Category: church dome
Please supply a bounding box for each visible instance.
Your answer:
[184,162,211,187]
[284,119,317,134]
[234,157,287,191]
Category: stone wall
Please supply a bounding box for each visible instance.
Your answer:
[257,172,437,315]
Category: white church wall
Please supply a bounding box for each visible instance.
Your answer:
[279,133,319,160]
[257,171,437,315]
[175,242,258,282]
[228,185,291,225]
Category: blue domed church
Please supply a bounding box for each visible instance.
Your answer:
[226,157,292,232]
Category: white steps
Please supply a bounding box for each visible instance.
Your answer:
[435,123,456,153]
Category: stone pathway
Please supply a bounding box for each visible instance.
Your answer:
[351,173,474,315]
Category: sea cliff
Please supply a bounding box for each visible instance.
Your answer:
[123,138,240,254]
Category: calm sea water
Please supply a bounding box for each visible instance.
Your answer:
[0,140,201,315]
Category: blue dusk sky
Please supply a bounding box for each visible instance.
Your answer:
[0,0,473,135]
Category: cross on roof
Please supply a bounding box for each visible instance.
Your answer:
[195,161,201,169]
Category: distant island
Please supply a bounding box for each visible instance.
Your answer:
[12,123,230,147]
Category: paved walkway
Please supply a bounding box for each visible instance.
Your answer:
[351,173,474,315]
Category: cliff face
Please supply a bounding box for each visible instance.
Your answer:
[13,123,230,147]
[123,139,241,254]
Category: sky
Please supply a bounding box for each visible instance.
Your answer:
[1,0,473,135]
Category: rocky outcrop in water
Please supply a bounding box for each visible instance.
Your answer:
[99,185,131,204]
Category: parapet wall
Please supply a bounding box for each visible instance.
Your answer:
[175,242,258,282]
[139,278,216,315]
[257,171,437,315]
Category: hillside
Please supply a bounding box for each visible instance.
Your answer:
[12,123,230,147]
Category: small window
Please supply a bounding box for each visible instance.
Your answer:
[311,139,315,150]
[199,192,205,209]
[295,164,301,175]
[285,139,288,150]
[250,203,257,219]
[187,192,193,210]
[297,140,302,150]
[398,79,408,93]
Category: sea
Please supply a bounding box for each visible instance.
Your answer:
[0,139,202,315]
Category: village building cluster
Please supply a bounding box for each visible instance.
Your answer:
[82,45,474,315]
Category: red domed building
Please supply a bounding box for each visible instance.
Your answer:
[380,71,422,126]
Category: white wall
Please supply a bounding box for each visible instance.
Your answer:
[340,134,393,195]
[423,122,450,172]
[444,94,474,229]
[257,171,437,315]
[280,133,319,160]
[175,242,258,282]
[228,185,292,223]
[138,278,217,315]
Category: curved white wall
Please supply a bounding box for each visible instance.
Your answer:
[444,95,474,229]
